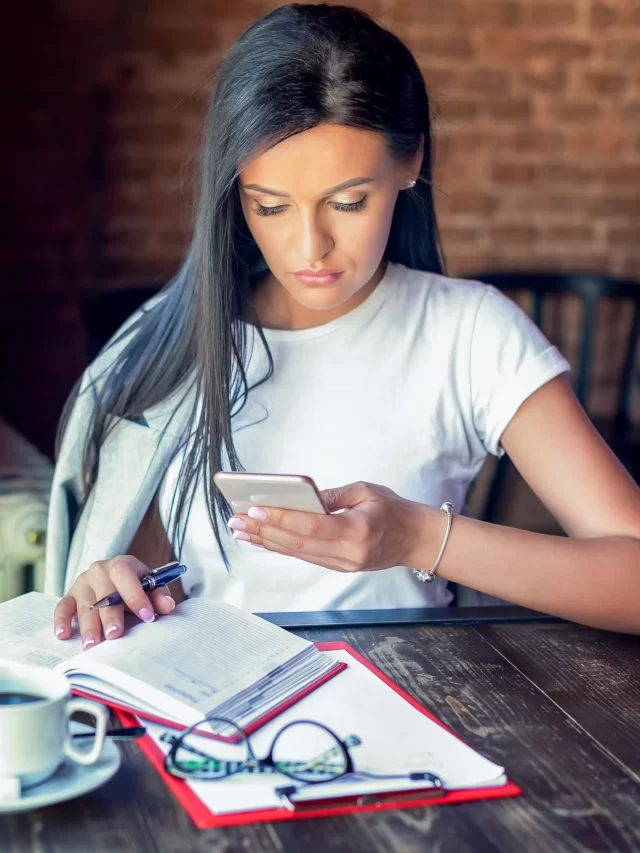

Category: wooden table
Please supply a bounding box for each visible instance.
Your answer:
[3,610,640,853]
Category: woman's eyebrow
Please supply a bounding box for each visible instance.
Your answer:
[241,176,375,198]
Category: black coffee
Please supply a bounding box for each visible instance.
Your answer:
[0,692,46,706]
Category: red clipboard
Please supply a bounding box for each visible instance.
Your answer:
[113,641,522,827]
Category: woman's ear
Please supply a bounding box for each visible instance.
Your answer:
[402,135,424,188]
[413,133,425,179]
[397,135,425,189]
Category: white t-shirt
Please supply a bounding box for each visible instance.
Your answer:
[158,262,570,612]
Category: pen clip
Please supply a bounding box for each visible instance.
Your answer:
[148,561,180,576]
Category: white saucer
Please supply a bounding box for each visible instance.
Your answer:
[0,721,121,814]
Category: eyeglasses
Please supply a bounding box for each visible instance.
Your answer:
[162,715,443,808]
[163,716,360,784]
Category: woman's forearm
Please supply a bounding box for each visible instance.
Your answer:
[407,506,640,633]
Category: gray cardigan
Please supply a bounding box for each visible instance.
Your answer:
[44,302,196,596]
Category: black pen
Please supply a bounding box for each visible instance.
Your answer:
[73,726,147,741]
[89,561,187,610]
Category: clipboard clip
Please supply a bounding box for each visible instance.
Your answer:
[275,786,299,812]
[275,774,445,813]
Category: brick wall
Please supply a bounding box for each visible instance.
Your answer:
[98,0,640,284]
[415,0,640,280]
[2,0,640,451]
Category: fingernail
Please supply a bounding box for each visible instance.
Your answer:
[232,530,251,542]
[83,636,96,650]
[55,624,65,637]
[138,607,155,623]
[227,517,247,531]
[105,624,120,638]
[248,507,269,521]
[164,596,176,611]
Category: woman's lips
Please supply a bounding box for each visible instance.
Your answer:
[293,271,344,286]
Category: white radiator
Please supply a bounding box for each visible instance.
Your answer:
[0,418,53,602]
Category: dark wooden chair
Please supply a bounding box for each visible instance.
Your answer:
[470,272,640,524]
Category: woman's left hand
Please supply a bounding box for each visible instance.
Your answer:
[227,481,434,572]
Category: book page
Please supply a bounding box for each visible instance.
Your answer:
[0,592,84,670]
[65,597,314,722]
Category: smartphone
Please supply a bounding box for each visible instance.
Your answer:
[213,472,328,515]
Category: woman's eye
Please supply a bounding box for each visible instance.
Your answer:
[332,197,368,213]
[254,203,286,217]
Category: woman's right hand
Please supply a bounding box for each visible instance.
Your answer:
[53,555,177,649]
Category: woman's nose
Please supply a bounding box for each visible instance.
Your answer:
[294,212,334,265]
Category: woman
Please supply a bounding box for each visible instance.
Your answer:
[47,4,640,647]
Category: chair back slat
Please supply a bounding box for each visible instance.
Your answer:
[533,291,543,329]
[618,302,640,425]
[576,286,599,408]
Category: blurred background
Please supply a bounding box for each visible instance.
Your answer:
[1,0,640,595]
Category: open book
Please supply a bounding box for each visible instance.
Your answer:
[0,592,345,739]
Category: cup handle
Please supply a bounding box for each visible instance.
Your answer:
[63,698,108,766]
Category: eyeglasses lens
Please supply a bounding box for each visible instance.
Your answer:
[271,722,348,783]
[169,719,249,779]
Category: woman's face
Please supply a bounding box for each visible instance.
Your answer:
[238,124,421,329]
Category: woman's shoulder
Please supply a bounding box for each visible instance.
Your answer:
[393,264,546,349]
[389,262,500,316]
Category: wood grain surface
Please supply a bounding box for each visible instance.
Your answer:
[3,621,640,853]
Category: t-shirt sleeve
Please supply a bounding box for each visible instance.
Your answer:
[469,284,571,457]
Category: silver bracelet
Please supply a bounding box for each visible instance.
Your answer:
[413,502,454,583]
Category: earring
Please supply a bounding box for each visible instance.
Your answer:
[406,179,416,189]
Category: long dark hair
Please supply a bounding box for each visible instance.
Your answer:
[57,3,446,571]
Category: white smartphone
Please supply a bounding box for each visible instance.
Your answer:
[213,472,328,515]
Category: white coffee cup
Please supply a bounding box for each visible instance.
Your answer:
[0,663,108,799]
